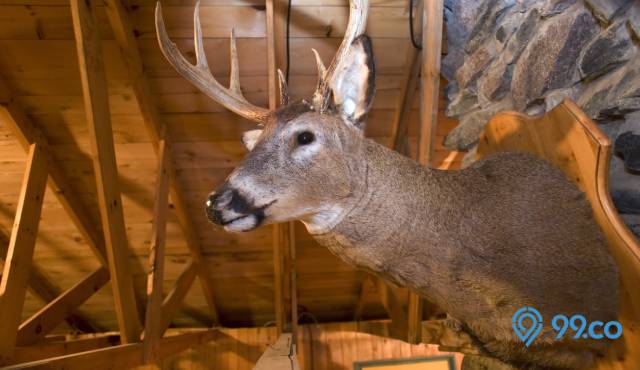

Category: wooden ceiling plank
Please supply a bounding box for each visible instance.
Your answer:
[2,329,218,370]
[0,144,48,363]
[160,261,198,335]
[16,267,110,347]
[142,140,170,366]
[70,0,142,343]
[0,75,108,267]
[103,0,220,325]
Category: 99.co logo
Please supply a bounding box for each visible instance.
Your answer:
[551,314,622,341]
[512,306,622,347]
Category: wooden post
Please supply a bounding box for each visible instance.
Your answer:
[143,140,171,365]
[266,0,296,337]
[419,0,444,165]
[0,144,48,362]
[70,0,142,343]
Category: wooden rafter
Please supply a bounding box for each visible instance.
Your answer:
[418,0,444,165]
[0,75,108,266]
[0,144,48,361]
[70,0,142,343]
[0,231,98,335]
[143,140,170,365]
[103,0,219,325]
[266,0,297,337]
[160,262,198,335]
[3,329,218,370]
[16,267,110,346]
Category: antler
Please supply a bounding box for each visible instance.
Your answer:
[311,0,369,112]
[155,1,270,123]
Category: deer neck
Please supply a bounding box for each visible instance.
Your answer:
[302,140,464,298]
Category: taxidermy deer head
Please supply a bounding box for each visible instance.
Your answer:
[156,2,619,369]
[156,0,373,233]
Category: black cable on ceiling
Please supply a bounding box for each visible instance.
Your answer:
[409,0,422,50]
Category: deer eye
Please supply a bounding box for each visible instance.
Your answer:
[296,131,315,146]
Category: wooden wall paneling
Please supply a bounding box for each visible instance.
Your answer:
[418,0,443,165]
[16,267,110,346]
[70,0,142,343]
[0,75,108,267]
[104,0,220,325]
[3,329,218,370]
[0,143,48,362]
[160,261,198,335]
[143,140,170,366]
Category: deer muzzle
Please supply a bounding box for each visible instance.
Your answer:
[205,186,274,232]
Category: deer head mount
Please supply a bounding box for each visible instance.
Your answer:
[156,0,375,232]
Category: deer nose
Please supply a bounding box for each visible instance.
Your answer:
[205,191,225,225]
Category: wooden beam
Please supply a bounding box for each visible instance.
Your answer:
[143,140,170,365]
[9,335,120,366]
[0,75,108,267]
[3,329,218,370]
[160,262,198,335]
[0,232,98,334]
[16,268,109,346]
[406,292,423,344]
[253,334,299,370]
[70,0,141,343]
[266,0,295,337]
[418,0,444,165]
[0,144,48,362]
[103,0,219,325]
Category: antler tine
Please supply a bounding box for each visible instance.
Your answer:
[229,28,244,98]
[312,0,369,111]
[155,2,270,123]
[277,69,289,106]
[193,2,209,70]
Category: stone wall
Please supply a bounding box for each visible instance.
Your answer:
[442,0,640,236]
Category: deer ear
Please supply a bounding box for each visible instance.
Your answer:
[241,129,263,151]
[329,35,375,130]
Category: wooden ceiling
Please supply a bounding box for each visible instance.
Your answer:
[0,0,456,333]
